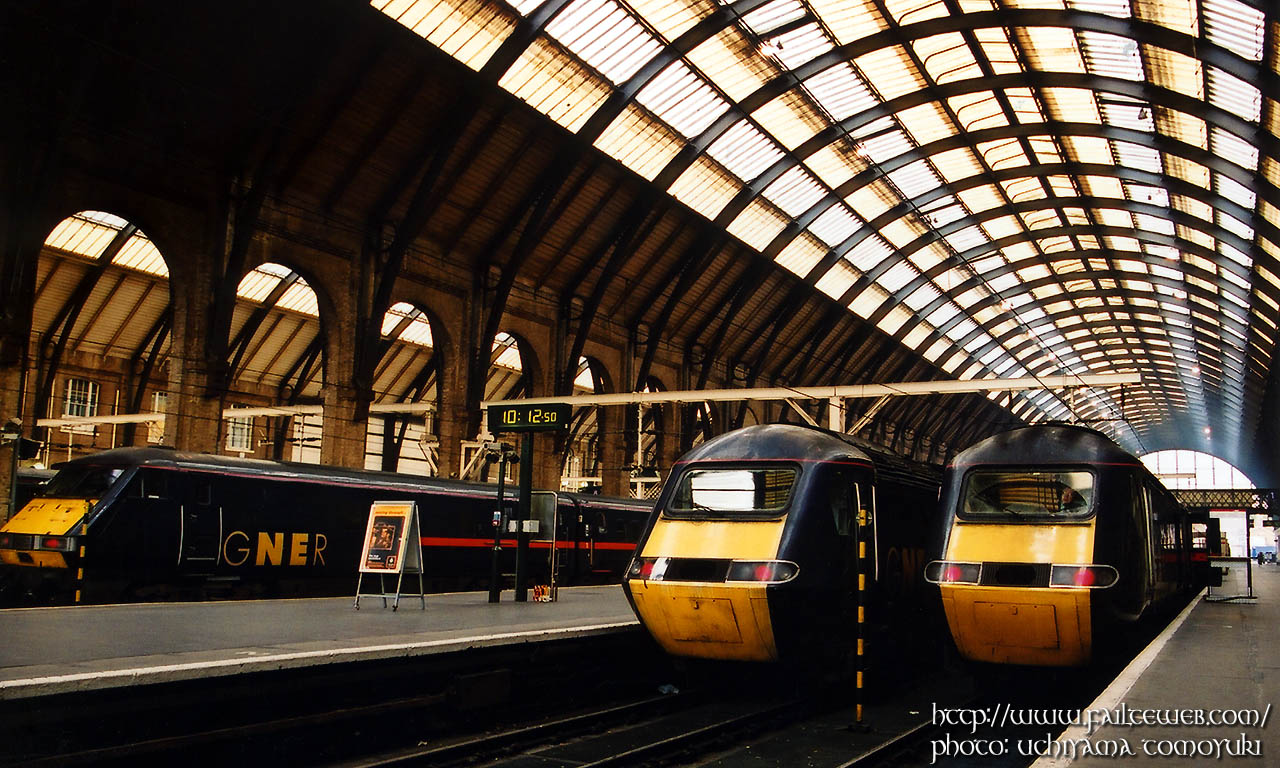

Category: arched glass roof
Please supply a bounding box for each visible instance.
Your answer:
[372,0,1276,459]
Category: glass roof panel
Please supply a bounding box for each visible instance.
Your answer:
[706,119,786,181]
[803,63,879,121]
[635,60,730,138]
[809,204,863,246]
[544,0,664,84]
[1202,0,1265,62]
[761,166,827,216]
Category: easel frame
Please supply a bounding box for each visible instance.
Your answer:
[354,500,426,611]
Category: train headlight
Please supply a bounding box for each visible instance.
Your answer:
[1049,564,1118,589]
[726,560,799,584]
[627,557,670,581]
[924,560,982,585]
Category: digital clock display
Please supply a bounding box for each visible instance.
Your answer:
[487,403,571,433]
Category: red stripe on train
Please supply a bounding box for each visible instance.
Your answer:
[420,536,635,551]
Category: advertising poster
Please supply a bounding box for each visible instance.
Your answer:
[358,502,414,573]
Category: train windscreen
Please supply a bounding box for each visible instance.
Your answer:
[666,465,796,517]
[959,470,1094,520]
[40,465,126,499]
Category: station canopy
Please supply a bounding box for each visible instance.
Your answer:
[369,0,1277,472]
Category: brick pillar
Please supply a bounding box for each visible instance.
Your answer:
[434,297,477,480]
[320,383,366,468]
[320,259,369,470]
[657,402,683,484]
[163,232,222,453]
[0,366,24,523]
[600,404,631,497]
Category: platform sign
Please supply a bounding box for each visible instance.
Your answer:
[355,501,425,610]
[487,403,571,434]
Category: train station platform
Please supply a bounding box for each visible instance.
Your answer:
[0,585,639,700]
[1036,562,1279,767]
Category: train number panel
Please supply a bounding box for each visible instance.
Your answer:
[927,424,1202,667]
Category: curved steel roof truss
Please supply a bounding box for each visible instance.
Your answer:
[373,0,1280,470]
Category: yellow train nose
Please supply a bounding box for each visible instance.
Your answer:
[628,580,779,661]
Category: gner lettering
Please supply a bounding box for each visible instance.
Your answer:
[222,531,328,567]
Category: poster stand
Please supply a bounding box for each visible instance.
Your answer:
[354,500,425,611]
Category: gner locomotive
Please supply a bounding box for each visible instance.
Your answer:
[622,424,942,665]
[0,447,650,604]
[926,424,1204,667]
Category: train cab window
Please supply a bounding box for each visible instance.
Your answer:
[195,482,212,506]
[960,470,1095,520]
[42,466,125,499]
[126,470,168,499]
[666,465,796,518]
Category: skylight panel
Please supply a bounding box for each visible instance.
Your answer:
[635,60,730,138]
[878,260,919,294]
[80,210,130,229]
[848,284,890,318]
[1112,140,1163,173]
[1203,0,1265,62]
[1078,31,1144,81]
[978,345,1007,366]
[945,225,988,253]
[1206,66,1263,123]
[113,234,169,278]
[1099,100,1154,132]
[809,204,862,246]
[927,301,960,327]
[545,0,663,84]
[1065,0,1130,18]
[1209,126,1259,170]
[886,160,942,199]
[1124,183,1168,206]
[1219,242,1252,270]
[857,128,913,165]
[740,0,807,36]
[855,46,924,101]
[904,282,942,311]
[776,234,826,276]
[945,317,979,343]
[762,166,826,217]
[816,259,859,300]
[913,32,981,84]
[1215,173,1256,210]
[1143,243,1179,261]
[277,282,320,317]
[803,63,879,121]
[1216,211,1254,241]
[1151,263,1184,282]
[962,329,993,354]
[769,22,833,69]
[845,233,895,271]
[706,119,786,181]
[921,202,968,228]
[1134,213,1176,237]
[988,271,1020,295]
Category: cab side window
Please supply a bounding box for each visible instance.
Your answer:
[127,470,168,499]
[828,472,853,536]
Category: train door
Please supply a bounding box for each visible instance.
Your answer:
[181,477,222,568]
[824,468,862,610]
[557,496,585,584]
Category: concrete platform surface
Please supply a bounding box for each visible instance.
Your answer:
[1034,563,1280,767]
[0,585,638,698]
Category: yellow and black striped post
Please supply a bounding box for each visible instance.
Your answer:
[74,522,87,604]
[855,505,869,724]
